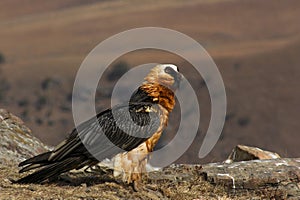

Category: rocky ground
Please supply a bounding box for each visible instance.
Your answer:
[1,109,300,199]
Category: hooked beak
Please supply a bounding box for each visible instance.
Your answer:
[173,72,183,90]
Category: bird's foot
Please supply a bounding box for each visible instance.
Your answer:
[132,180,143,192]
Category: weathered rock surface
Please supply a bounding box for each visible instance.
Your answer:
[201,158,300,199]
[0,108,299,199]
[0,109,51,164]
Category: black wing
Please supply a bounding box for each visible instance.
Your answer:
[129,87,154,103]
[15,102,161,184]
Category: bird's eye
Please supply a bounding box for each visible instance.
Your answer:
[164,67,174,74]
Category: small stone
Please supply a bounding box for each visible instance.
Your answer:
[81,183,87,187]
[225,144,280,163]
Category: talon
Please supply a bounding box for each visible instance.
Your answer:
[132,180,142,192]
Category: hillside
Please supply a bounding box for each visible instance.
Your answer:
[0,0,299,164]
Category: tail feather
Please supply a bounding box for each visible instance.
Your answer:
[19,163,44,173]
[15,157,85,184]
[19,152,53,167]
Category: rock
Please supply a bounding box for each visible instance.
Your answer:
[200,158,300,198]
[224,144,281,164]
[0,109,51,164]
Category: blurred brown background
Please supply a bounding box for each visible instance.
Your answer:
[0,0,299,164]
